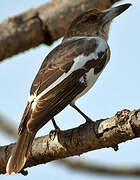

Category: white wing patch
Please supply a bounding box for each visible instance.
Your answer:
[28,36,108,109]
[31,53,97,103]
[72,68,100,104]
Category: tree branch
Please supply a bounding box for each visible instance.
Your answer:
[59,159,140,177]
[0,115,17,138]
[0,0,122,62]
[0,108,140,175]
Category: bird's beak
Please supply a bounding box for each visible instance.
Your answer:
[103,3,132,24]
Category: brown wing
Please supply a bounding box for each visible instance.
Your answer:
[18,61,74,134]
[27,68,86,132]
[30,37,97,96]
[19,37,109,133]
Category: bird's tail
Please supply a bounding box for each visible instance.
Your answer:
[6,129,35,174]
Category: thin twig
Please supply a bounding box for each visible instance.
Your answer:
[59,159,140,177]
[0,115,17,138]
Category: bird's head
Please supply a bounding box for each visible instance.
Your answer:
[64,3,131,41]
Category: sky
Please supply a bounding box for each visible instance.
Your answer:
[0,0,140,180]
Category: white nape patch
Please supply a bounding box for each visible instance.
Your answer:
[6,156,12,174]
[30,36,108,109]
[72,68,100,104]
[65,36,107,53]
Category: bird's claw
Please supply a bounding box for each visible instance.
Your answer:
[49,129,60,141]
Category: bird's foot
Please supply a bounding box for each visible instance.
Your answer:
[49,128,61,141]
[19,169,28,176]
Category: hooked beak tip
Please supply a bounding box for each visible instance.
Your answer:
[103,3,132,23]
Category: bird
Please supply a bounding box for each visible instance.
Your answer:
[6,3,131,174]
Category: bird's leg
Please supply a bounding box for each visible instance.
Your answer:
[70,104,94,123]
[51,117,60,130]
[49,117,60,140]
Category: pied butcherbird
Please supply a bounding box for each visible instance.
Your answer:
[6,3,131,174]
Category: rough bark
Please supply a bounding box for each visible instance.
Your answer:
[0,108,140,175]
[0,0,122,62]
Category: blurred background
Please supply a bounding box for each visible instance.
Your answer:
[0,0,140,179]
